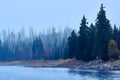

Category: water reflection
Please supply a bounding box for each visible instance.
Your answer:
[0,66,120,80]
[68,69,120,80]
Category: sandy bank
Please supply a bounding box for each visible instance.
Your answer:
[0,59,120,70]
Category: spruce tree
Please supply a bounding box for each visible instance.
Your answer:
[85,23,96,61]
[93,4,112,61]
[77,16,89,60]
[67,30,77,59]
[32,36,44,59]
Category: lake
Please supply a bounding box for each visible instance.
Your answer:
[0,66,120,80]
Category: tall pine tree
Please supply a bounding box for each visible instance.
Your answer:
[77,16,89,60]
[93,4,112,61]
[86,23,96,61]
[32,36,44,59]
[67,30,77,59]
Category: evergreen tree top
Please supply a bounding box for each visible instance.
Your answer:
[113,25,118,33]
[100,3,105,11]
[71,30,77,37]
[80,15,88,26]
[96,3,110,25]
[79,15,89,37]
[90,23,94,28]
[114,24,117,28]
[90,23,96,30]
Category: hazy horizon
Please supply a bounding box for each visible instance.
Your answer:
[0,0,119,33]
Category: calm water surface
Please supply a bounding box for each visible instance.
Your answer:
[0,66,120,80]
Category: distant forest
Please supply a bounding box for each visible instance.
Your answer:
[0,4,119,61]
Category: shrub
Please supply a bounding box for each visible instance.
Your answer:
[108,39,118,60]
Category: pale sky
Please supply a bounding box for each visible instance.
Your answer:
[0,0,119,32]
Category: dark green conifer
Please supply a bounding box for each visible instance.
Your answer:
[67,30,77,59]
[93,4,112,61]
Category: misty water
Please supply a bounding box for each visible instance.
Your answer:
[0,66,120,80]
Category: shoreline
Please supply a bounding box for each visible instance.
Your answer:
[0,59,120,71]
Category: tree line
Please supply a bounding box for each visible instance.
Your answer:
[67,4,119,61]
[0,4,119,61]
[0,27,71,61]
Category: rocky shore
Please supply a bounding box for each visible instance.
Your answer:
[0,59,120,70]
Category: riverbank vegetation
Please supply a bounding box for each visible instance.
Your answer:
[0,4,119,63]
